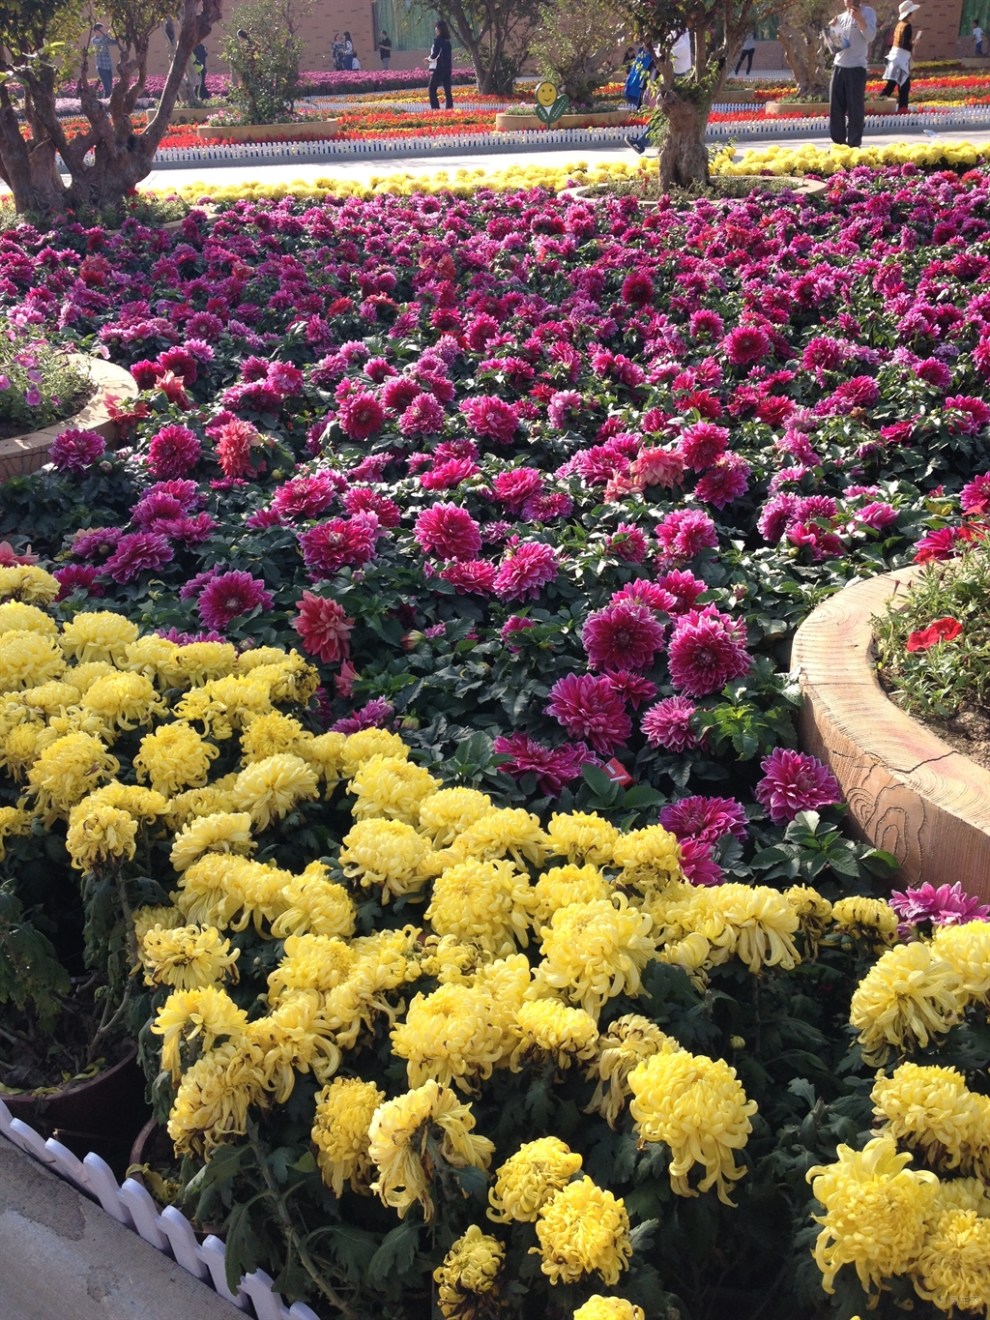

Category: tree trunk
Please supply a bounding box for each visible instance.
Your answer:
[657,92,711,191]
[778,16,830,98]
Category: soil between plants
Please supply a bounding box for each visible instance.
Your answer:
[0,381,96,442]
[885,692,990,771]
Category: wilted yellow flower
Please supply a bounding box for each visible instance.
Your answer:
[872,1062,983,1173]
[545,811,619,865]
[167,1038,266,1154]
[426,858,534,956]
[25,730,119,815]
[244,653,319,706]
[339,818,435,903]
[537,897,654,1016]
[350,754,441,825]
[418,787,494,846]
[0,630,66,690]
[270,863,356,940]
[573,1300,645,1320]
[532,863,611,927]
[913,1208,990,1314]
[585,1014,682,1127]
[169,811,256,873]
[60,611,139,665]
[513,998,599,1069]
[0,601,58,636]
[785,884,833,956]
[152,984,250,1080]
[850,943,967,1066]
[140,924,240,991]
[132,904,183,946]
[368,1079,494,1220]
[488,1136,583,1223]
[231,752,320,831]
[931,920,990,1004]
[133,721,219,797]
[807,1136,939,1296]
[0,804,32,860]
[391,981,510,1091]
[341,727,409,778]
[312,1076,385,1196]
[0,564,60,603]
[656,930,713,990]
[629,1049,757,1205]
[239,710,309,762]
[831,896,898,946]
[434,1224,505,1319]
[65,801,138,870]
[533,1177,632,1286]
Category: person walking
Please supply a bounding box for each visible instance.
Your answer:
[342,31,355,69]
[881,2,920,113]
[379,30,392,69]
[192,43,209,101]
[427,20,453,110]
[826,0,877,148]
[734,31,757,76]
[973,19,985,55]
[623,45,656,154]
[89,23,119,98]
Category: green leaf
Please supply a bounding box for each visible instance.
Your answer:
[366,1222,420,1286]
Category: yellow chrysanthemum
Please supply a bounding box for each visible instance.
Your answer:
[65,660,117,692]
[59,611,139,665]
[611,823,683,892]
[80,671,166,734]
[0,804,32,860]
[140,924,240,991]
[488,1136,583,1223]
[585,1014,682,1127]
[368,1079,494,1221]
[434,1224,505,1319]
[0,564,60,603]
[426,858,534,956]
[133,721,220,797]
[629,1049,757,1205]
[573,1298,645,1320]
[311,1076,385,1196]
[65,800,138,870]
[785,884,833,955]
[418,787,494,847]
[230,752,320,831]
[174,673,272,739]
[167,1038,266,1154]
[537,897,654,1016]
[0,630,66,690]
[872,1063,983,1173]
[350,753,441,825]
[531,863,611,927]
[0,717,45,779]
[172,641,238,685]
[341,727,409,779]
[0,601,58,636]
[269,863,356,940]
[913,1208,990,1314]
[545,811,619,865]
[806,1136,939,1296]
[339,818,436,903]
[931,920,990,1004]
[176,853,292,933]
[164,775,239,829]
[19,679,82,715]
[169,811,256,873]
[653,882,801,975]
[120,634,185,688]
[132,903,184,947]
[849,943,967,1066]
[25,730,119,815]
[444,807,547,869]
[242,990,340,1098]
[242,653,319,705]
[239,710,309,763]
[533,1177,632,1286]
[830,896,899,946]
[152,984,250,1080]
[295,729,346,796]
[391,981,510,1091]
[513,998,599,1069]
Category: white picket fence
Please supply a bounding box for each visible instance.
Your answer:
[0,1098,317,1320]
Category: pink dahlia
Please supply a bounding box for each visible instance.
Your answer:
[271,472,345,523]
[492,733,593,797]
[343,487,402,527]
[611,580,677,614]
[461,396,520,446]
[420,457,480,490]
[493,468,543,511]
[102,532,174,585]
[293,592,354,664]
[620,268,654,308]
[414,503,482,561]
[299,514,381,579]
[582,600,665,673]
[641,696,699,752]
[659,795,747,844]
[677,836,724,887]
[49,427,106,473]
[960,471,990,515]
[547,390,584,430]
[694,453,751,510]
[667,606,751,697]
[381,376,422,414]
[722,324,771,366]
[493,540,558,602]
[605,524,649,564]
[53,564,104,601]
[546,673,631,755]
[655,509,719,564]
[197,571,273,630]
[439,559,497,594]
[338,391,385,441]
[889,881,989,930]
[680,422,729,474]
[946,394,990,436]
[147,423,202,479]
[655,570,707,615]
[398,392,446,437]
[754,748,842,824]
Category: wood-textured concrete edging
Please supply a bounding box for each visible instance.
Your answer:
[791,567,990,901]
[197,120,339,142]
[0,356,138,482]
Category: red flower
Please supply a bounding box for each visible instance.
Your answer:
[294,592,354,665]
[905,617,963,652]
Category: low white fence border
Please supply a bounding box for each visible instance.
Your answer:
[0,1097,316,1320]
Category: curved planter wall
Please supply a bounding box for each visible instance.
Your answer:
[791,567,990,901]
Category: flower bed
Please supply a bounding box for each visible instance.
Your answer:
[0,167,989,1318]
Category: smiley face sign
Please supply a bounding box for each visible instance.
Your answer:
[535,80,558,108]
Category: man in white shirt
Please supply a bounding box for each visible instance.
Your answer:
[827,0,877,147]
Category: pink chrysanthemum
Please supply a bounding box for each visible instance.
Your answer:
[641,696,699,751]
[492,733,593,797]
[493,540,558,602]
[655,509,719,564]
[460,395,520,446]
[293,592,354,664]
[546,673,631,755]
[48,427,106,473]
[631,447,685,490]
[413,503,482,561]
[271,472,345,523]
[102,532,174,586]
[667,606,751,697]
[438,559,498,594]
[722,324,771,366]
[147,423,202,479]
[53,564,104,601]
[888,882,990,930]
[605,524,649,563]
[659,795,747,844]
[338,391,385,440]
[581,600,666,673]
[398,391,446,437]
[680,422,730,474]
[493,468,543,511]
[547,390,584,430]
[677,836,724,887]
[197,571,273,630]
[754,748,842,824]
[299,514,381,579]
[695,454,751,509]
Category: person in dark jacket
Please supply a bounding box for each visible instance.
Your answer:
[379,30,392,68]
[427,20,453,110]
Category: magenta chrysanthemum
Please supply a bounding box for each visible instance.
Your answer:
[146,423,202,479]
[197,571,273,630]
[493,540,558,602]
[888,882,990,929]
[546,673,631,754]
[641,696,699,751]
[754,748,842,824]
[666,606,751,697]
[659,795,748,844]
[722,324,771,366]
[413,503,482,561]
[581,600,665,672]
[461,395,520,445]
[493,733,593,797]
[102,532,174,585]
[299,514,381,580]
[680,422,729,473]
[293,592,354,664]
[338,391,385,440]
[48,427,106,473]
[655,509,719,563]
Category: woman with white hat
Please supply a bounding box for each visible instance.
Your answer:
[882,1,921,113]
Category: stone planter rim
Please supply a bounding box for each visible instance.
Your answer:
[196,119,339,142]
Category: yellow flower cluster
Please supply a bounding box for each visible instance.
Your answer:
[433,1225,505,1320]
[532,1175,633,1286]
[872,1063,990,1180]
[849,942,967,1065]
[311,1076,385,1196]
[713,139,990,179]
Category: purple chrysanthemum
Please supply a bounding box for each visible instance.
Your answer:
[582,600,665,673]
[888,882,990,930]
[546,673,631,755]
[493,733,593,797]
[641,696,699,752]
[146,423,202,479]
[667,606,751,697]
[660,795,748,844]
[754,748,842,824]
[101,531,174,585]
[48,427,106,473]
[197,571,273,630]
